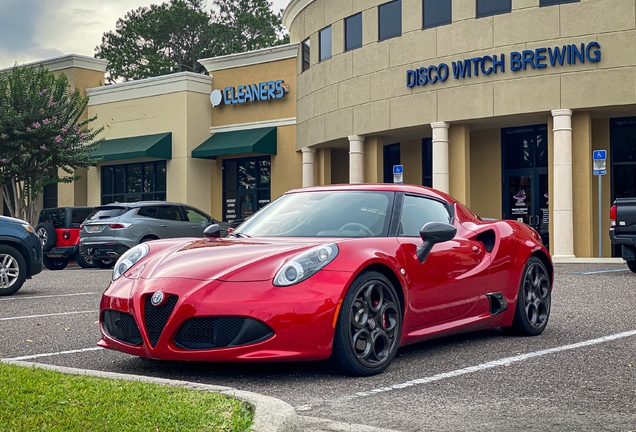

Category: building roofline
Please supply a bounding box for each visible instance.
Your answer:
[0,54,108,73]
[282,0,314,31]
[198,43,299,73]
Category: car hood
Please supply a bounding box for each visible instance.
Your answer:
[0,215,28,225]
[138,237,333,282]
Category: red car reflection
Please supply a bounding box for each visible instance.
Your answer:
[98,184,553,376]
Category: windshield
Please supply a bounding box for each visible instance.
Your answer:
[234,191,393,238]
[85,207,129,221]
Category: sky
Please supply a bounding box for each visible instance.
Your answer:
[0,0,291,69]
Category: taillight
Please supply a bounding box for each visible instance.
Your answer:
[227,227,234,233]
[610,205,617,228]
[108,223,130,229]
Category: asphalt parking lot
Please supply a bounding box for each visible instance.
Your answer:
[1,263,635,432]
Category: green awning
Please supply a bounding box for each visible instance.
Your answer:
[91,132,172,162]
[191,127,277,159]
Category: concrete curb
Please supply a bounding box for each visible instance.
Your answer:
[552,257,625,264]
[1,359,299,432]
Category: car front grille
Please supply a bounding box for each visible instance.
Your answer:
[174,317,274,350]
[102,310,142,345]
[143,294,178,347]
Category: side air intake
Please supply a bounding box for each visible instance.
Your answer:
[486,292,508,316]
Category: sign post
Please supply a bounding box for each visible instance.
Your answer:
[593,150,607,257]
[393,165,404,184]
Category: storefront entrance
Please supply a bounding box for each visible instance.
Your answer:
[223,156,271,224]
[501,125,549,248]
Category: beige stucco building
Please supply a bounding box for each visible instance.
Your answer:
[6,0,636,259]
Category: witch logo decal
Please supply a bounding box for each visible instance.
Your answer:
[514,190,527,207]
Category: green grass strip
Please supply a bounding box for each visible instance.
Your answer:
[0,363,253,431]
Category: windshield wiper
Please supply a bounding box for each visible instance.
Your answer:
[229,232,250,238]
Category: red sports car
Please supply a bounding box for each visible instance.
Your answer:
[98,184,553,376]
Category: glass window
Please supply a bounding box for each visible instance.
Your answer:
[383,144,401,183]
[319,26,332,62]
[502,125,548,170]
[137,206,159,218]
[101,161,166,205]
[345,13,363,51]
[302,38,311,72]
[223,156,271,224]
[379,0,402,41]
[423,0,451,29]
[399,195,451,237]
[540,0,579,5]
[422,138,432,187]
[476,0,511,18]
[157,205,183,221]
[71,209,92,227]
[184,206,211,223]
[43,183,58,209]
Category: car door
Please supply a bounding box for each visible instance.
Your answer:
[182,206,213,237]
[396,194,488,329]
[156,205,193,238]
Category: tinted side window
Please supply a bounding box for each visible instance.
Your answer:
[379,0,402,41]
[184,207,210,223]
[71,209,93,227]
[40,209,65,228]
[137,206,159,219]
[86,207,128,221]
[399,195,451,237]
[157,205,184,221]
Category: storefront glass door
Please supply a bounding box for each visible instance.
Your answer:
[223,156,271,224]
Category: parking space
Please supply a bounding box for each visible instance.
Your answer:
[1,263,634,431]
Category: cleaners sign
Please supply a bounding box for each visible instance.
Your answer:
[210,80,286,107]
[406,41,601,87]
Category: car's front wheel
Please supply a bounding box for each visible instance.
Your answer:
[331,271,402,376]
[43,256,69,271]
[0,245,27,296]
[503,257,551,336]
[626,260,636,273]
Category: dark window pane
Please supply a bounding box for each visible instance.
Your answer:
[423,0,452,28]
[239,159,257,189]
[611,118,636,163]
[302,38,311,72]
[319,26,332,61]
[536,126,548,168]
[143,164,155,193]
[102,166,114,195]
[476,0,511,17]
[142,193,154,201]
[540,0,578,5]
[257,190,271,211]
[154,192,166,201]
[224,191,237,223]
[114,195,125,203]
[613,165,636,199]
[345,13,363,51]
[71,210,92,226]
[422,138,432,187]
[114,166,125,194]
[156,161,167,191]
[379,0,402,41]
[138,206,159,218]
[259,158,271,187]
[43,183,58,209]
[157,205,183,221]
[383,143,400,183]
[224,160,237,191]
[126,164,142,193]
[503,127,536,170]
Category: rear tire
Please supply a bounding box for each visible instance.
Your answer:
[36,222,56,252]
[626,260,636,273]
[330,271,402,376]
[43,255,69,271]
[75,253,94,269]
[0,245,27,296]
[93,259,115,269]
[503,257,551,336]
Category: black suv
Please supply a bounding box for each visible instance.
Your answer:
[0,215,43,295]
[36,207,94,270]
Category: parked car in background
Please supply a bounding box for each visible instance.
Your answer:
[609,197,636,272]
[0,215,42,295]
[79,201,229,269]
[36,207,95,270]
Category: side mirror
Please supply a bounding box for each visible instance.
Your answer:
[204,224,221,238]
[416,222,457,263]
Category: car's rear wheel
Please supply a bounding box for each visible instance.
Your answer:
[626,260,636,273]
[503,257,551,336]
[93,259,115,269]
[75,253,94,269]
[331,271,402,376]
[43,256,69,271]
[0,245,27,296]
[36,222,56,252]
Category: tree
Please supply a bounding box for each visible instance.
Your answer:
[0,65,103,224]
[95,0,289,83]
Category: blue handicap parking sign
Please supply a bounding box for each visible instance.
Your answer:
[593,150,606,160]
[393,165,403,174]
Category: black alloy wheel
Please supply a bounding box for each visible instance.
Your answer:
[43,256,69,271]
[503,257,551,336]
[331,271,402,376]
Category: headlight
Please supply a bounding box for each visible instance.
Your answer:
[21,224,35,233]
[112,244,149,281]
[274,244,338,287]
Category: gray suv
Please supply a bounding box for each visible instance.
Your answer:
[79,201,229,268]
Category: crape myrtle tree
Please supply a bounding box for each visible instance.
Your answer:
[96,0,289,83]
[0,65,103,225]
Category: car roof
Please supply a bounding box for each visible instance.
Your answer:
[284,183,457,204]
[96,201,187,208]
[41,206,94,211]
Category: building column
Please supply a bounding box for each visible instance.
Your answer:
[301,147,316,187]
[431,122,450,193]
[449,124,471,207]
[349,135,365,184]
[552,109,575,258]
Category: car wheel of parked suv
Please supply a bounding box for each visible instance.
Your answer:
[43,255,70,271]
[93,259,115,269]
[0,245,27,296]
[75,253,94,269]
[36,222,56,251]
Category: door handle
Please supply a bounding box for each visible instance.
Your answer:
[160,224,167,228]
[192,226,199,229]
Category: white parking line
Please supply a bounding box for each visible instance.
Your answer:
[295,329,636,411]
[0,293,97,301]
[3,347,103,361]
[0,310,98,321]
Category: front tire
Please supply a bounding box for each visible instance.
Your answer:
[503,257,551,336]
[626,260,636,273]
[43,256,69,271]
[331,271,402,376]
[0,245,27,296]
